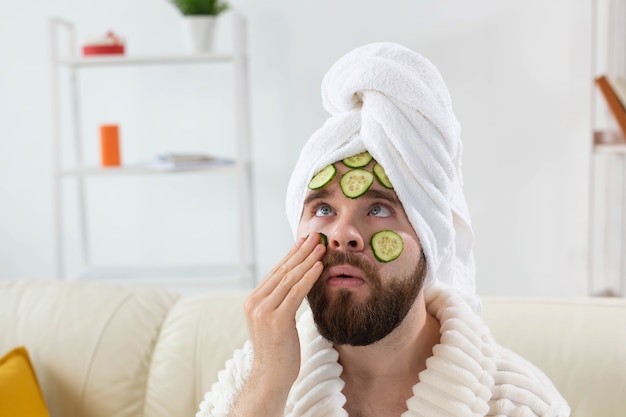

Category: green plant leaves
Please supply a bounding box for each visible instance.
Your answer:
[171,0,229,16]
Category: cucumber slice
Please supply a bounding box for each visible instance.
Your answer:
[373,163,393,189]
[308,164,337,190]
[370,230,404,263]
[340,169,374,198]
[306,232,328,246]
[342,151,373,168]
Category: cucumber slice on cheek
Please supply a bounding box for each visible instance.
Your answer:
[370,230,404,262]
[305,232,328,246]
[340,169,374,198]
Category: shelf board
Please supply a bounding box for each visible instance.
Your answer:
[594,143,626,154]
[58,161,236,177]
[56,53,235,68]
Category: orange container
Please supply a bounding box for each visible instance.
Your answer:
[100,124,121,166]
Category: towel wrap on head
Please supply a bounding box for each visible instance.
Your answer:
[285,42,481,314]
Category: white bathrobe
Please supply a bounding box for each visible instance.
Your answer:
[196,283,570,417]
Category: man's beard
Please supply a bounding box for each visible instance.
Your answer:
[306,250,427,347]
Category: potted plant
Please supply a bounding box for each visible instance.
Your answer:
[170,0,230,53]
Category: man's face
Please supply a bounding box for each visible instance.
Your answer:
[297,157,427,346]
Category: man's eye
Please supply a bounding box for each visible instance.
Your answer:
[315,205,334,216]
[369,205,391,217]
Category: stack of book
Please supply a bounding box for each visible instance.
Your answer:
[151,153,233,171]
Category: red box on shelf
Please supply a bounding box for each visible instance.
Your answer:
[82,31,125,56]
[83,44,125,56]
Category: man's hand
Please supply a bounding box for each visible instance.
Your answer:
[231,233,326,417]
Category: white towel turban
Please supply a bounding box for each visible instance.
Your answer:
[285,42,480,314]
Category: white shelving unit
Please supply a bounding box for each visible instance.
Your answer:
[590,0,626,296]
[48,13,256,290]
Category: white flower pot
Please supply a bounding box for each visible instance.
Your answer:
[182,15,217,54]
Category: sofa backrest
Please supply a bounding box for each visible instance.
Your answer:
[0,280,179,417]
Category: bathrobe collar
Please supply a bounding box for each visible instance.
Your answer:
[285,282,496,417]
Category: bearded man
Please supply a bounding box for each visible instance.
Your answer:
[196,42,570,417]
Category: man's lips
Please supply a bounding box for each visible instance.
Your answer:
[324,265,366,288]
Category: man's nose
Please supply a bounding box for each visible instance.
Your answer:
[328,219,365,251]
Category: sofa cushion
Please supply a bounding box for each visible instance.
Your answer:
[144,291,250,417]
[483,296,626,417]
[0,346,50,417]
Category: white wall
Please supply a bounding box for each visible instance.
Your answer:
[0,0,593,298]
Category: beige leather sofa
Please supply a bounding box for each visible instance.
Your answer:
[1,279,624,417]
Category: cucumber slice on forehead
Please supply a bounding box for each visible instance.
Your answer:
[370,230,404,262]
[340,169,374,198]
[308,164,337,190]
[342,151,373,168]
[373,163,393,189]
